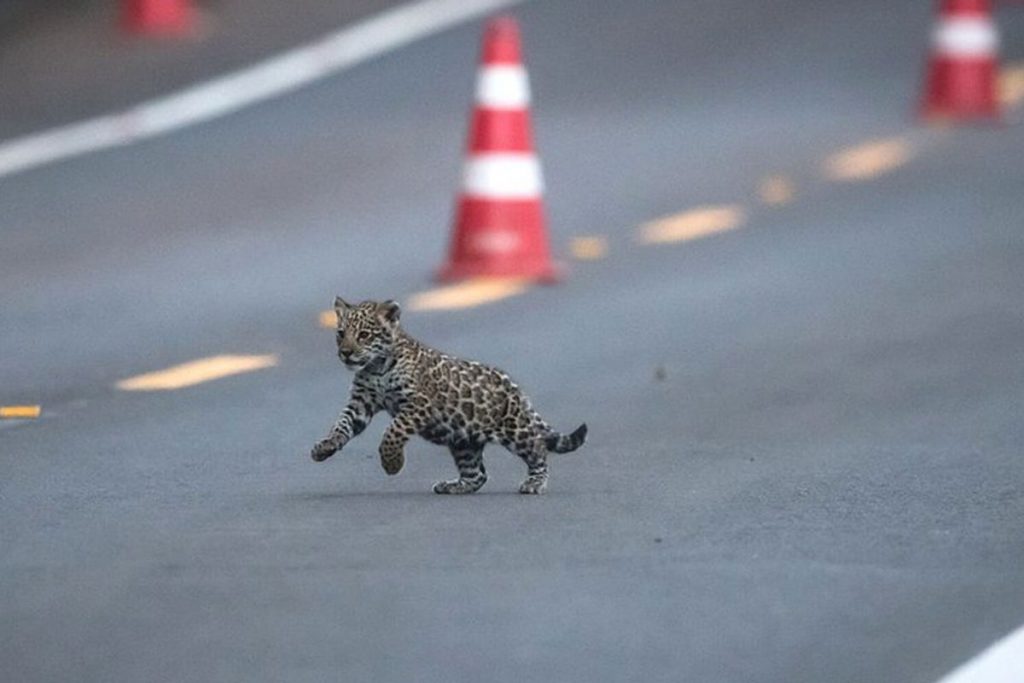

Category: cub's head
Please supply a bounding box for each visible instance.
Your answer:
[333,297,402,370]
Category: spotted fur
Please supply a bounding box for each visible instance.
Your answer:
[310,297,587,494]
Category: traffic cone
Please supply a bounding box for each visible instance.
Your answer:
[920,0,1001,122]
[438,16,561,283]
[121,0,197,37]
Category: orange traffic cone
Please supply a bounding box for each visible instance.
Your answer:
[121,0,197,36]
[920,0,1001,122]
[438,16,561,283]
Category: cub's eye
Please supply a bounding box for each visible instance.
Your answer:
[357,331,372,342]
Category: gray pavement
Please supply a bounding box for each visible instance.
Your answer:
[0,0,406,138]
[2,1,1024,681]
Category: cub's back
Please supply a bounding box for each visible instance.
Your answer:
[410,350,527,427]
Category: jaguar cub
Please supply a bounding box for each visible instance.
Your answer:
[311,297,587,494]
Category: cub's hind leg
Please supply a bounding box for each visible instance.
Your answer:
[503,435,549,494]
[433,443,487,494]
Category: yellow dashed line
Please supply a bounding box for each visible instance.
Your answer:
[0,405,41,419]
[116,354,279,391]
[823,137,913,182]
[407,278,530,312]
[319,310,337,329]
[570,236,609,261]
[999,62,1024,107]
[638,205,746,245]
[758,175,796,206]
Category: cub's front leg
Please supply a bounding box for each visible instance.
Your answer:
[378,411,424,475]
[311,386,378,462]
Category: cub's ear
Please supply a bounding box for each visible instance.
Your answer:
[377,300,401,323]
[334,296,351,311]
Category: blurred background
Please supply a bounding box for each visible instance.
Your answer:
[2,1,1023,682]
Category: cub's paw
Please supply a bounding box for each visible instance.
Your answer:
[310,440,339,462]
[380,453,404,475]
[433,479,476,494]
[518,477,548,495]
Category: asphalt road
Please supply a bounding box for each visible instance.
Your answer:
[2,1,1024,681]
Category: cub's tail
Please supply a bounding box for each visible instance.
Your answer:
[544,423,588,454]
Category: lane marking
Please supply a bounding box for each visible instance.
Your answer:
[0,0,526,179]
[116,354,278,391]
[407,278,529,311]
[998,63,1024,107]
[569,236,609,260]
[638,205,746,245]
[0,405,41,419]
[757,175,796,206]
[936,623,1024,683]
[319,310,337,329]
[823,137,913,182]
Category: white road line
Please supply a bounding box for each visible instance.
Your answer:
[0,0,527,179]
[936,624,1024,683]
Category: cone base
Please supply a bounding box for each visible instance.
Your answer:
[436,259,563,284]
[919,57,1001,124]
[121,1,197,36]
[919,106,1002,124]
[440,197,561,284]
[122,18,197,36]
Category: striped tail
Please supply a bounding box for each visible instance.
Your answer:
[544,423,588,454]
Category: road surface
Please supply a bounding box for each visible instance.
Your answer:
[2,1,1023,681]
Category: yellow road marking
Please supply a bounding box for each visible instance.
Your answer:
[319,310,336,329]
[823,137,913,182]
[116,354,279,391]
[758,175,796,206]
[0,405,41,419]
[570,236,609,260]
[407,278,530,312]
[638,205,746,245]
[999,63,1024,107]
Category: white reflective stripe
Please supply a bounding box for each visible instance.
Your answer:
[934,17,999,57]
[475,65,530,108]
[462,153,543,198]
